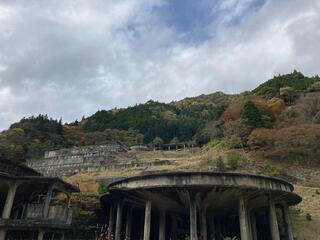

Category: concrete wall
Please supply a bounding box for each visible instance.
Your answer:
[27,142,170,177]
[26,142,129,176]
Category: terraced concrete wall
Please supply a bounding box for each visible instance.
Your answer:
[27,142,170,177]
[27,142,129,177]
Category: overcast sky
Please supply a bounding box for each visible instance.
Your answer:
[0,0,320,130]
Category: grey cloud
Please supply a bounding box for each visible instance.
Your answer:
[1,0,320,129]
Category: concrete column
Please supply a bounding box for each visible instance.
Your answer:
[283,203,294,240]
[125,207,132,240]
[115,202,123,240]
[269,199,280,240]
[37,231,45,240]
[140,214,144,240]
[209,215,215,240]
[200,208,207,240]
[239,196,250,240]
[108,205,115,240]
[189,196,198,240]
[43,184,54,218]
[143,200,152,240]
[0,230,6,240]
[172,216,177,240]
[251,213,258,240]
[2,181,18,219]
[65,193,71,222]
[247,209,253,240]
[159,210,166,240]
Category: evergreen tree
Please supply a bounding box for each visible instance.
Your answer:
[240,101,264,129]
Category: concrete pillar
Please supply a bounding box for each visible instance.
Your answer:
[209,215,215,240]
[283,203,294,240]
[108,205,115,240]
[0,230,6,240]
[143,200,152,240]
[251,213,258,240]
[172,216,177,240]
[115,202,123,240]
[247,209,253,240]
[200,208,207,240]
[125,207,132,240]
[0,182,18,240]
[2,181,18,219]
[189,196,198,240]
[65,193,71,222]
[43,184,54,218]
[269,199,280,240]
[37,231,45,240]
[239,196,250,240]
[159,210,166,240]
[140,213,144,240]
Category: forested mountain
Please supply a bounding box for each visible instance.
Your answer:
[1,71,320,163]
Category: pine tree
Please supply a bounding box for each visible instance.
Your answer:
[241,101,264,129]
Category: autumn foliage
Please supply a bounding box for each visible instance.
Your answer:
[248,125,320,162]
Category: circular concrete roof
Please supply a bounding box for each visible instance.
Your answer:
[104,172,302,206]
[109,172,294,191]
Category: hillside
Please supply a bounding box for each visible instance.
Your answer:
[1,70,320,239]
[1,71,320,165]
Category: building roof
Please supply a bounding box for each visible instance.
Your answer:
[103,171,302,206]
[0,173,79,192]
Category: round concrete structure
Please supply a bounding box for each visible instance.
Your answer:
[100,172,302,240]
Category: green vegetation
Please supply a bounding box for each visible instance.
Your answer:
[253,70,319,99]
[227,151,247,170]
[216,156,225,172]
[227,151,239,170]
[263,164,288,178]
[240,101,264,129]
[98,180,108,195]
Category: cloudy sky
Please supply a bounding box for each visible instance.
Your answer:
[0,0,320,130]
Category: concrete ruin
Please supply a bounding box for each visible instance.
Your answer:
[27,142,129,176]
[100,172,302,240]
[0,159,79,240]
[27,142,171,177]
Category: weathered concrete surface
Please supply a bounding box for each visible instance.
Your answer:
[109,172,294,192]
[101,172,302,240]
[27,142,171,177]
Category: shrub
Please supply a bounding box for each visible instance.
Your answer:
[306,213,312,221]
[216,156,225,172]
[227,151,239,170]
[98,180,108,194]
[263,165,288,178]
[307,81,320,92]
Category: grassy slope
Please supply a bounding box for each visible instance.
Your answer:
[66,147,320,239]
